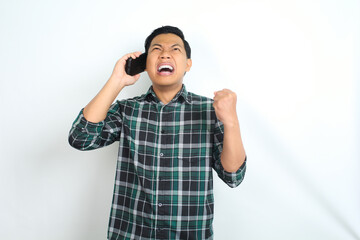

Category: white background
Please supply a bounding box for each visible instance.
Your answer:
[0,0,359,239]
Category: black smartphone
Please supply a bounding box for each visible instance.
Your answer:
[125,53,147,76]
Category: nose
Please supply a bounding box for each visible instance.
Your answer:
[160,50,171,59]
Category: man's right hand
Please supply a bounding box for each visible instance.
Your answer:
[82,51,144,123]
[111,51,143,89]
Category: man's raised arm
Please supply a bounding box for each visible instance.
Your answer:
[83,51,142,123]
[213,89,246,173]
[68,52,142,150]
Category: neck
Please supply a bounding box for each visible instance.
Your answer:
[152,83,183,105]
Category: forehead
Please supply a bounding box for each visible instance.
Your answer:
[150,33,184,47]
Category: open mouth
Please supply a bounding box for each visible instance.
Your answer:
[157,63,174,75]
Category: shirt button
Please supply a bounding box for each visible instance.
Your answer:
[158,203,163,207]
[159,152,164,157]
[161,129,165,134]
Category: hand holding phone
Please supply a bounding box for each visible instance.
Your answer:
[125,53,147,76]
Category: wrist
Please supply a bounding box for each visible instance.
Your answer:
[109,75,126,92]
[223,121,239,130]
[222,113,239,127]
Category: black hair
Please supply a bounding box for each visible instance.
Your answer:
[144,26,191,59]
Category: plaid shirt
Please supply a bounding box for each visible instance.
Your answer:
[68,84,246,240]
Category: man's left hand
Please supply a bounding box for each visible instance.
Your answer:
[213,89,239,126]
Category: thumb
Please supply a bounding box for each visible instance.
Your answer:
[213,91,217,100]
[134,74,141,81]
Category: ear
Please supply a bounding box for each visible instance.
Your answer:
[185,58,192,72]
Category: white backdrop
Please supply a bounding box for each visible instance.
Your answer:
[0,0,359,239]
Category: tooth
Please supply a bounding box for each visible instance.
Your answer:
[158,65,173,71]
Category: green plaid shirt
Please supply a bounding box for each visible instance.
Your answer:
[69,84,246,240]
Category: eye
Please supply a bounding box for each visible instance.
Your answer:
[173,47,181,51]
[152,47,161,51]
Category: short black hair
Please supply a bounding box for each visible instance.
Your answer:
[144,26,191,59]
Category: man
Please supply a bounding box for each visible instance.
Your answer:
[69,26,247,240]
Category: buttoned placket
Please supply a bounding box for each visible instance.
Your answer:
[155,102,167,238]
[150,90,184,239]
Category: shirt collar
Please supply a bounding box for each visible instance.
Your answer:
[144,84,192,104]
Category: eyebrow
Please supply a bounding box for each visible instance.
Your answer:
[150,43,183,48]
[171,44,182,48]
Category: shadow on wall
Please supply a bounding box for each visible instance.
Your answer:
[241,101,360,240]
[34,119,119,238]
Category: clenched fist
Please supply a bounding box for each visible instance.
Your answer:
[213,89,239,126]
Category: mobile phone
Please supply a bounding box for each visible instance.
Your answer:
[125,53,147,76]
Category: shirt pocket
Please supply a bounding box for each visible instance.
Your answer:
[124,120,157,155]
[176,127,212,158]
[176,128,212,175]
[177,156,212,186]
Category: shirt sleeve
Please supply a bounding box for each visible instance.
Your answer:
[68,101,123,151]
[212,117,247,188]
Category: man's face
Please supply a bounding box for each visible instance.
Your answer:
[146,33,192,88]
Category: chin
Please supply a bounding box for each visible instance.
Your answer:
[152,79,183,87]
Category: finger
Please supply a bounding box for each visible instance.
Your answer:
[131,51,143,59]
[134,73,141,80]
[120,56,129,65]
[122,52,139,61]
[121,54,132,61]
[133,51,140,57]
[134,51,142,58]
[214,90,221,95]
[214,90,224,97]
